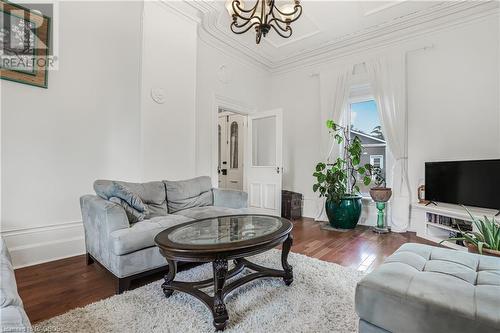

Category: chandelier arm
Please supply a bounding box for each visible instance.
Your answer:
[227,0,302,44]
[232,0,259,14]
[232,1,262,24]
[267,17,290,32]
[233,15,257,29]
[231,21,261,35]
[272,4,303,24]
[269,22,292,38]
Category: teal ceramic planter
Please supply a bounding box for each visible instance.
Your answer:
[325,195,362,229]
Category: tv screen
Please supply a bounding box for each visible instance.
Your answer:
[425,159,500,210]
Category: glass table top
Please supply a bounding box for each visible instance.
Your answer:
[167,215,283,246]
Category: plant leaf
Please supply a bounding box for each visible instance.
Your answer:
[316,163,326,172]
[477,241,485,254]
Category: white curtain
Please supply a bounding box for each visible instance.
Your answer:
[366,53,411,232]
[316,66,353,221]
[319,66,354,162]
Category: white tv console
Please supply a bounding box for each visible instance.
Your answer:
[411,202,498,251]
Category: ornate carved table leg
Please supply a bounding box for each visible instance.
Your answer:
[212,259,229,331]
[162,259,177,298]
[281,233,294,286]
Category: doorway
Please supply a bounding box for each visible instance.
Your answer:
[218,108,247,191]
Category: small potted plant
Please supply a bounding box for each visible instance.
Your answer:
[365,166,392,233]
[313,120,374,229]
[367,166,392,203]
[442,206,500,257]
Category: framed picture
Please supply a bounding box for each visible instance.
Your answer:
[1,0,50,88]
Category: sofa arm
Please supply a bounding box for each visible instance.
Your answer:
[80,195,130,271]
[80,195,129,234]
[212,188,248,209]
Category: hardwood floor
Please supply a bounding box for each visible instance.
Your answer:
[14,218,434,324]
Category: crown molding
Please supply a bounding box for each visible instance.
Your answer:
[186,0,274,69]
[176,1,498,74]
[158,0,201,24]
[272,1,499,74]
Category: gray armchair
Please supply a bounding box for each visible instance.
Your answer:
[80,176,248,293]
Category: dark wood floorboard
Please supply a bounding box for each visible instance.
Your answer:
[14,217,435,324]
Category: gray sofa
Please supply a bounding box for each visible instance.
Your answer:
[355,243,500,333]
[1,238,31,332]
[80,176,249,293]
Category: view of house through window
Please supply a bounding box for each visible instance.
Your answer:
[347,100,387,195]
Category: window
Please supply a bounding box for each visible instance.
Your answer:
[346,99,387,196]
[230,121,238,168]
[370,155,384,169]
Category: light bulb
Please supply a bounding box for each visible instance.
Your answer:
[279,3,297,21]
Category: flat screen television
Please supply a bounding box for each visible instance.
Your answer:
[425,159,500,211]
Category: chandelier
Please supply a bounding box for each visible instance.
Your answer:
[225,0,303,44]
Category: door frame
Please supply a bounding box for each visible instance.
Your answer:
[211,94,256,190]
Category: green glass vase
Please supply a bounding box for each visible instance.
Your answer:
[325,196,362,229]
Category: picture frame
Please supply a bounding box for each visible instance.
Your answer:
[1,0,50,88]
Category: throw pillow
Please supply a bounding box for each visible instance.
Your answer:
[94,181,146,212]
[109,197,146,224]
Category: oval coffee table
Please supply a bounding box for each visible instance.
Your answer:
[154,214,293,331]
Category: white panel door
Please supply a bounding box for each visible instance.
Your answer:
[247,109,283,216]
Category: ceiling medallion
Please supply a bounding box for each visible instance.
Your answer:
[225,0,302,44]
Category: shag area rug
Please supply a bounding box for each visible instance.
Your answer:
[34,250,364,333]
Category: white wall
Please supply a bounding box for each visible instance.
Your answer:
[406,16,500,198]
[269,68,323,218]
[0,0,271,268]
[195,39,272,183]
[140,1,198,181]
[269,14,500,228]
[1,1,143,267]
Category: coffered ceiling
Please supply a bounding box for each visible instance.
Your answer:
[171,0,499,72]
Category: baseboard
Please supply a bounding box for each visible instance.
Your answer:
[1,221,85,269]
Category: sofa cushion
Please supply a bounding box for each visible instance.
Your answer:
[173,206,246,220]
[1,238,31,332]
[1,305,32,332]
[109,215,192,255]
[94,180,167,218]
[164,176,213,213]
[355,243,500,333]
[1,239,22,308]
[213,188,248,209]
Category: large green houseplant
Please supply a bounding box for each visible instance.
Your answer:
[313,120,374,229]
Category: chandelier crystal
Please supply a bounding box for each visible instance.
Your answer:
[226,0,303,44]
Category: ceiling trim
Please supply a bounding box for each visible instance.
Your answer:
[263,12,321,49]
[363,1,408,17]
[274,2,499,74]
[178,1,499,74]
[187,1,274,68]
